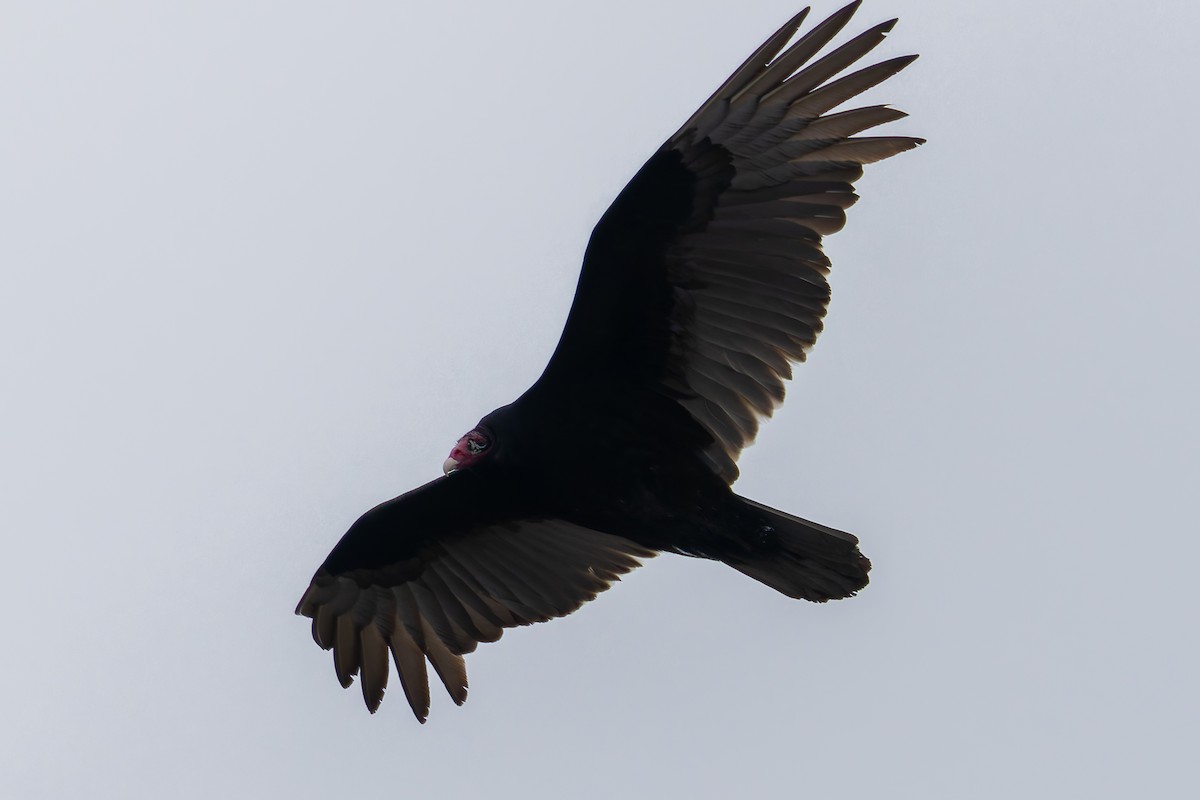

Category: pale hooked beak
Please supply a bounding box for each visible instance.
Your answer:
[442,457,460,475]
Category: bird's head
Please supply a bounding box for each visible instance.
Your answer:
[442,426,493,475]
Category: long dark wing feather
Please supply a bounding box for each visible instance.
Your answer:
[535,2,922,482]
[295,476,654,721]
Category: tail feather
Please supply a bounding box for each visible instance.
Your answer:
[727,496,871,602]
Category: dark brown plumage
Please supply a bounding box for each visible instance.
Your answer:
[297,2,922,721]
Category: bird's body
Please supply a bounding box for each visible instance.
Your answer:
[298,1,922,721]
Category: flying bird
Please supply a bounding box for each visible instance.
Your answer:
[297,1,922,722]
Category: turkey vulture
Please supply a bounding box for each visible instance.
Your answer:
[297,1,922,722]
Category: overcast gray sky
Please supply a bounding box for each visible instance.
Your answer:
[3,1,1198,797]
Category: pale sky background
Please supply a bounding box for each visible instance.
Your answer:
[3,1,1198,797]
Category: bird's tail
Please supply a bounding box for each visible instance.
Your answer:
[725,496,871,602]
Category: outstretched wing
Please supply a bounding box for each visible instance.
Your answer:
[535,2,922,482]
[295,475,653,721]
